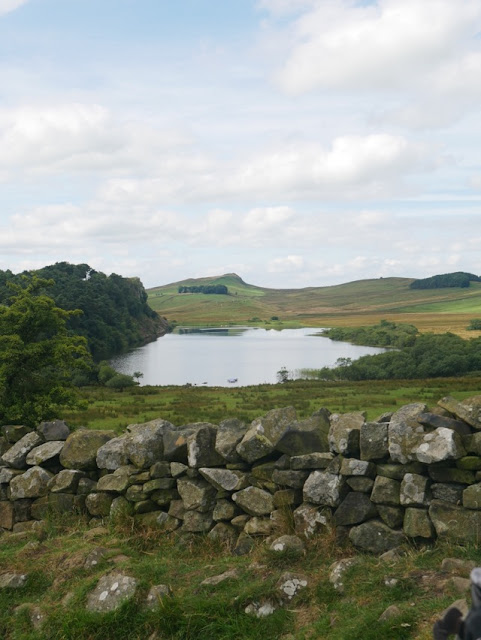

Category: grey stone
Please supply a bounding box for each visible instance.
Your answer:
[400,473,431,507]
[233,532,255,555]
[60,430,113,470]
[346,477,374,493]
[413,428,466,464]
[272,469,309,489]
[182,510,213,532]
[146,585,172,610]
[135,511,180,532]
[334,492,378,526]
[340,458,376,477]
[244,516,273,535]
[199,468,247,491]
[0,572,28,588]
[438,395,481,430]
[201,568,239,586]
[360,422,388,461]
[186,424,223,468]
[429,500,481,543]
[388,402,427,464]
[303,470,347,507]
[273,489,302,508]
[275,409,331,455]
[232,486,274,516]
[328,412,365,456]
[97,474,130,493]
[329,557,359,592]
[110,496,134,520]
[0,501,14,530]
[431,483,464,504]
[85,492,113,517]
[96,436,129,471]
[457,456,481,471]
[215,418,247,463]
[213,499,239,521]
[47,469,84,493]
[26,441,64,466]
[290,452,334,470]
[236,407,297,463]
[463,483,481,509]
[170,462,188,477]
[207,522,238,546]
[403,508,434,538]
[371,476,401,506]
[149,461,171,478]
[177,477,216,512]
[38,420,70,441]
[10,467,53,499]
[270,535,305,554]
[377,505,404,529]
[125,419,174,469]
[277,571,308,601]
[1,425,32,444]
[379,605,402,622]
[376,462,424,480]
[349,520,405,554]
[1,432,43,469]
[163,426,197,463]
[143,478,176,493]
[418,412,471,436]
[86,572,137,613]
[428,467,475,484]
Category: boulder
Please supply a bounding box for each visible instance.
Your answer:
[349,520,405,554]
[429,500,481,542]
[60,430,114,470]
[329,557,359,592]
[340,458,376,477]
[213,499,239,521]
[199,468,246,492]
[124,419,174,468]
[163,426,197,463]
[215,418,247,463]
[290,452,334,470]
[146,585,172,610]
[244,516,273,535]
[182,510,213,532]
[463,484,481,509]
[413,428,466,464]
[418,412,471,436]
[177,477,216,512]
[1,432,43,469]
[388,403,427,464]
[0,573,28,588]
[96,436,129,471]
[360,422,388,461]
[269,535,305,554]
[1,425,32,444]
[232,487,274,516]
[272,469,309,489]
[85,492,114,517]
[334,492,378,526]
[187,424,224,468]
[86,572,137,613]
[135,511,180,532]
[207,522,238,546]
[37,420,70,441]
[277,571,309,602]
[26,441,64,466]
[275,409,331,455]
[48,469,84,494]
[9,466,53,499]
[236,407,297,463]
[431,483,465,504]
[303,470,347,507]
[377,505,404,529]
[370,476,401,506]
[400,473,431,507]
[328,412,365,456]
[403,508,434,539]
[438,396,481,430]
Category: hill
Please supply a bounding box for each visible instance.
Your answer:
[0,263,167,360]
[148,273,481,336]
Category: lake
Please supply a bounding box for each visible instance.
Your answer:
[110,326,387,387]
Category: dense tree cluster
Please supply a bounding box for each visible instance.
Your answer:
[0,262,165,361]
[0,277,91,425]
[178,284,228,295]
[317,328,481,381]
[409,272,481,289]
[322,320,418,348]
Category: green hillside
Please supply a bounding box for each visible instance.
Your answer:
[148,274,481,335]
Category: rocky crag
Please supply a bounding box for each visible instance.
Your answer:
[2,396,481,556]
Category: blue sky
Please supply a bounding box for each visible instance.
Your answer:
[1,0,481,288]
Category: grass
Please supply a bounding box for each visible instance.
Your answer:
[64,376,481,431]
[2,510,481,639]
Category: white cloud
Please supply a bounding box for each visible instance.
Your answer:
[268,254,304,273]
[0,0,28,17]
[275,0,481,94]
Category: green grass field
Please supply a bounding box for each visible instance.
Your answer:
[148,274,481,336]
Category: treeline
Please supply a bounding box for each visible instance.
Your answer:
[0,262,167,361]
[178,284,228,295]
[316,329,481,381]
[409,271,481,289]
[322,320,418,348]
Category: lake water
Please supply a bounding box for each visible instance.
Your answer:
[110,327,387,387]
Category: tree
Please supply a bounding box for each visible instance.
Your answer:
[0,276,91,426]
[105,373,138,391]
[133,371,144,383]
[277,366,289,383]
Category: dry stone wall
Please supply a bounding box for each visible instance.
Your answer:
[2,395,481,554]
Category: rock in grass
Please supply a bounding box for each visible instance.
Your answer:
[0,573,28,588]
[86,572,137,613]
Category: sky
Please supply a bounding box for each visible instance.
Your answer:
[1,0,481,289]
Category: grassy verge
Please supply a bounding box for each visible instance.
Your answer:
[1,511,480,639]
[64,377,481,431]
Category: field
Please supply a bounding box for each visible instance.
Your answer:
[147,274,481,337]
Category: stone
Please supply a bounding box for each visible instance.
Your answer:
[163,427,197,463]
[84,547,109,569]
[215,418,247,463]
[334,492,378,526]
[125,419,174,469]
[125,484,148,502]
[360,422,389,461]
[213,499,238,521]
[441,558,476,574]
[403,508,435,538]
[428,467,475,484]
[275,409,331,455]
[1,432,43,469]
[146,584,172,610]
[48,493,76,514]
[349,520,405,554]
[273,489,302,508]
[418,412,471,436]
[388,402,427,464]
[0,501,14,530]
[134,500,158,515]
[293,503,331,538]
[329,558,359,592]
[170,462,188,477]
[328,412,365,456]
[346,477,374,493]
[86,572,137,613]
[429,500,481,543]
[135,511,180,532]
[303,470,347,507]
[151,489,179,506]
[168,500,186,520]
[77,477,98,494]
[85,492,114,517]
[110,496,134,520]
[272,469,309,489]
[457,456,481,471]
[431,483,465,504]
[96,436,129,471]
[60,430,113,470]
[186,424,223,468]
[177,477,216,512]
[207,522,238,546]
[244,600,277,618]
[463,484,481,509]
[413,428,466,464]
[201,568,238,586]
[0,572,28,588]
[47,469,84,493]
[277,571,308,601]
[269,535,305,554]
[1,425,32,444]
[232,487,274,516]
[25,441,64,466]
[149,461,171,478]
[377,505,404,529]
[0,468,23,483]
[400,473,431,507]
[290,452,334,470]
[97,473,130,493]
[340,458,376,477]
[371,476,401,506]
[376,462,424,480]
[9,467,53,499]
[236,407,297,463]
[199,468,247,491]
[438,395,481,430]
[464,433,481,455]
[182,510,213,532]
[379,605,401,622]
[233,532,255,555]
[38,420,70,441]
